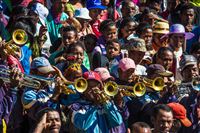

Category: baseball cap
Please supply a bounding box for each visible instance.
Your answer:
[31,2,49,26]
[75,8,91,20]
[123,38,147,52]
[118,58,135,72]
[179,55,197,71]
[86,0,106,10]
[94,67,114,82]
[146,64,173,77]
[167,102,192,127]
[31,57,55,73]
[83,71,102,83]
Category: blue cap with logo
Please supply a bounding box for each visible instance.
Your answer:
[31,57,55,73]
[86,0,106,10]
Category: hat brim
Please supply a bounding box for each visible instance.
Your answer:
[87,5,106,10]
[180,118,192,127]
[76,16,92,20]
[37,66,55,74]
[180,62,197,71]
[157,70,173,77]
[153,30,169,34]
[161,32,194,40]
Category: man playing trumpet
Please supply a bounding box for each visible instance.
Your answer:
[69,71,124,132]
[21,57,73,128]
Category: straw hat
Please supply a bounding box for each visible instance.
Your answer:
[153,22,169,34]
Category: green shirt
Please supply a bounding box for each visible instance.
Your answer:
[46,12,68,44]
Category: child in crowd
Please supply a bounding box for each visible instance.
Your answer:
[87,0,106,38]
[93,19,118,56]
[118,17,138,46]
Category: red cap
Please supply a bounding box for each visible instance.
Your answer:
[83,71,102,83]
[167,102,192,127]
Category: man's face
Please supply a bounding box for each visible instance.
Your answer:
[141,29,153,45]
[121,1,136,18]
[181,8,195,25]
[169,34,185,51]
[128,50,145,65]
[62,31,77,46]
[84,80,103,104]
[182,64,199,82]
[157,51,173,70]
[45,111,61,133]
[119,68,135,83]
[153,109,173,133]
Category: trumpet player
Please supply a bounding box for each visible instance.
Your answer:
[21,57,69,125]
[177,55,199,102]
[70,71,125,132]
[0,66,23,133]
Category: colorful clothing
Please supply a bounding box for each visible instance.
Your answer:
[70,100,124,133]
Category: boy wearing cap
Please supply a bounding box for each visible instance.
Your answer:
[70,71,124,132]
[86,0,106,38]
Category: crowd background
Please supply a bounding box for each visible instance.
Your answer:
[0,0,200,133]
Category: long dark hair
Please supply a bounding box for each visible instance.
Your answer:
[106,0,116,21]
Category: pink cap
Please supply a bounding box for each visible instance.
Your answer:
[94,67,114,82]
[118,58,135,72]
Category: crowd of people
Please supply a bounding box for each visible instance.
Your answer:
[0,0,200,132]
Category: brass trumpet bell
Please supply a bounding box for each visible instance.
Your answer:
[104,81,118,97]
[12,29,28,45]
[133,82,146,97]
[74,77,88,93]
[104,81,146,97]
[143,77,165,91]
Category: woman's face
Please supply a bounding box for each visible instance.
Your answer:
[71,46,84,64]
[121,22,136,39]
[103,25,118,41]
[106,42,120,59]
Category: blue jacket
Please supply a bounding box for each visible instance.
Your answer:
[71,100,124,133]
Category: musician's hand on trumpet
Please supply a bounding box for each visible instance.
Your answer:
[9,67,23,88]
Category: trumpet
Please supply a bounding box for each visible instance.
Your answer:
[0,29,28,57]
[0,67,54,89]
[171,78,200,91]
[137,76,165,91]
[64,77,88,94]
[104,81,146,97]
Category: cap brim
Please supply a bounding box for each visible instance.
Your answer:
[161,32,194,40]
[37,66,55,74]
[157,70,173,77]
[180,118,192,127]
[87,5,106,10]
[180,62,197,71]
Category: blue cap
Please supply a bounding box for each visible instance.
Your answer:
[86,0,106,10]
[31,57,55,73]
